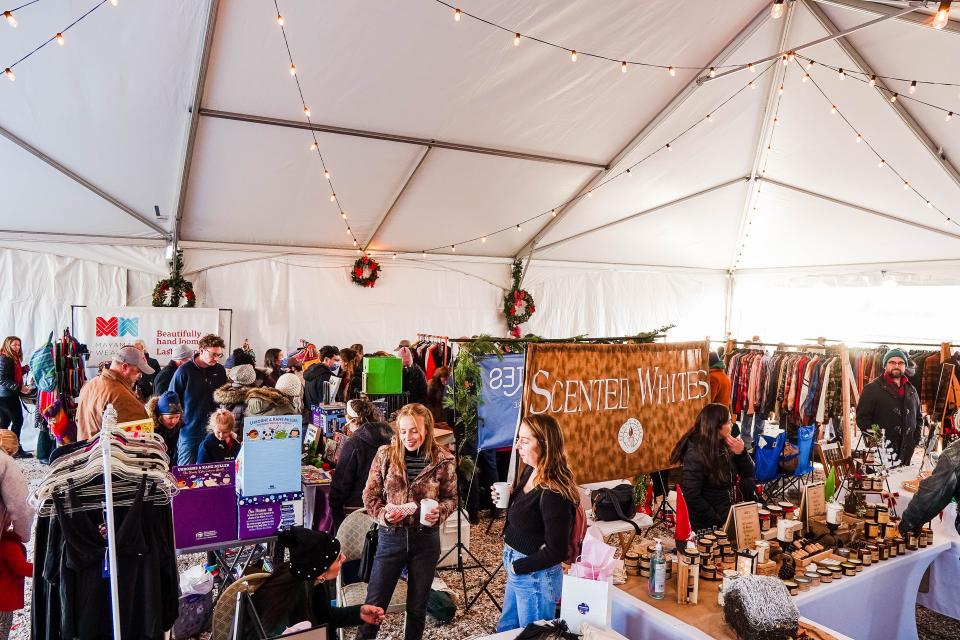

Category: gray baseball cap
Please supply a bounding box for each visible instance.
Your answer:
[170,343,195,361]
[114,345,155,375]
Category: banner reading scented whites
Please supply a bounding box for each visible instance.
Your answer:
[522,341,709,483]
[74,305,219,366]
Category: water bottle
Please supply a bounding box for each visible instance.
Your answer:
[648,538,666,600]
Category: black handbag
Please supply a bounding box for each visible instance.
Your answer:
[590,484,641,534]
[358,523,378,583]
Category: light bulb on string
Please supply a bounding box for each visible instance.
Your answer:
[878,159,886,168]
[422,251,427,258]
[276,14,284,26]
[551,208,558,216]
[748,62,756,73]
[778,84,784,96]
[481,236,487,242]
[838,68,845,80]
[621,61,627,73]
[749,80,755,89]
[666,143,673,151]
[856,133,862,143]
[709,67,716,78]
[2,11,15,27]
[451,245,456,252]
[353,240,358,247]
[947,217,953,225]
[330,193,337,202]
[706,113,714,123]
[309,142,317,151]
[668,66,676,76]
[340,212,347,219]
[587,190,593,198]
[570,50,577,62]
[934,1,952,30]
[903,181,910,190]
[289,64,297,76]
[781,55,788,67]
[304,106,311,117]
[516,224,522,232]
[909,80,917,95]
[771,0,785,19]
[948,112,954,122]
[890,93,898,103]
[773,117,780,126]
[110,0,118,6]
[830,104,837,114]
[626,169,632,177]
[346,228,351,235]
[788,52,796,63]
[55,33,64,46]
[454,8,461,21]
[806,59,814,71]
[392,253,397,260]
[324,170,330,179]
[802,73,810,83]
[869,75,877,87]
[3,68,14,82]
[514,33,520,46]
[928,201,934,208]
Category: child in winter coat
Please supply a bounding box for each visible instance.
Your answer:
[197,409,241,464]
[0,510,32,639]
[146,390,184,463]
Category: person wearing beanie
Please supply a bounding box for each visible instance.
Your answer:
[153,343,195,396]
[249,527,384,638]
[214,363,257,427]
[330,399,393,533]
[246,373,303,417]
[398,346,428,405]
[708,352,732,408]
[146,390,184,462]
[856,348,922,466]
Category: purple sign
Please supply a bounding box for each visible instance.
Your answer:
[172,462,238,550]
[238,492,304,540]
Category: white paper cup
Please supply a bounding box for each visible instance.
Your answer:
[493,482,511,509]
[420,498,439,525]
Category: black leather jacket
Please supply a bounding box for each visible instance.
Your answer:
[0,355,21,398]
[900,439,960,536]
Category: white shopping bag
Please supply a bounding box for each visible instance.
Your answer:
[559,574,612,634]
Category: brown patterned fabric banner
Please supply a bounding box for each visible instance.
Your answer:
[522,341,709,484]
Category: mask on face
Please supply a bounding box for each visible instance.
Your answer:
[331,363,341,374]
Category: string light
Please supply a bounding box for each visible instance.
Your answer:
[514,33,520,46]
[706,113,714,122]
[3,10,16,27]
[330,193,336,202]
[748,63,756,73]
[903,181,910,190]
[830,104,837,114]
[3,67,13,81]
[934,1,953,30]
[909,80,917,95]
[551,208,558,216]
[771,0,785,19]
[55,33,64,46]
[781,55,789,67]
[454,7,461,21]
[709,67,716,78]
[666,143,672,151]
[392,253,397,260]
[481,236,487,242]
[587,190,593,198]
[626,169,632,177]
[289,63,296,76]
[451,245,456,252]
[890,93,898,103]
[878,159,886,168]
[324,170,330,179]
[869,75,877,87]
[778,84,784,96]
[110,0,118,6]
[928,201,934,208]
[309,142,317,151]
[304,106,311,117]
[787,52,796,63]
[802,73,810,83]
[340,212,347,219]
[516,224,522,232]
[948,111,954,122]
[806,60,814,71]
[570,50,577,62]
[422,252,427,258]
[749,80,755,89]
[773,117,780,126]
[621,61,627,73]
[668,66,676,76]
[947,217,953,225]
[276,14,284,25]
[856,133,862,143]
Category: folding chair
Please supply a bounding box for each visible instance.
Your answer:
[760,425,816,502]
[817,440,855,499]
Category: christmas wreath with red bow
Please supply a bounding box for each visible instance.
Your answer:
[152,250,196,308]
[503,259,535,337]
[351,255,381,288]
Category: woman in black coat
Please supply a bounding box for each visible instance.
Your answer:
[329,399,393,533]
[670,403,755,532]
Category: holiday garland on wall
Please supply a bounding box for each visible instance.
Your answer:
[503,259,535,337]
[152,250,196,308]
[351,255,381,288]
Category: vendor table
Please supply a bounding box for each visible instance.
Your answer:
[589,513,654,556]
[177,535,277,590]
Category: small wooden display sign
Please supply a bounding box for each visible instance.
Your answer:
[724,501,760,550]
[798,482,826,528]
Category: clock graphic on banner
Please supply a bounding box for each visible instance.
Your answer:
[618,418,643,454]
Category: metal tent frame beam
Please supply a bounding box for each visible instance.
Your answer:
[198,109,606,170]
[534,177,748,253]
[173,0,221,253]
[760,176,960,240]
[0,229,166,246]
[516,4,772,260]
[363,146,431,252]
[0,124,168,238]
[729,0,796,269]
[811,0,960,34]
[802,0,960,191]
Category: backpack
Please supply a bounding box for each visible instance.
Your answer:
[566,502,588,565]
[29,332,56,392]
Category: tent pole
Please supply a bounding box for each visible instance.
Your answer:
[363,146,431,252]
[810,0,960,35]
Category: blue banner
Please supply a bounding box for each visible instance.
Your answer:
[477,354,525,451]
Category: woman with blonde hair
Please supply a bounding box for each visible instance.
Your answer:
[0,337,30,457]
[492,414,579,632]
[359,403,457,640]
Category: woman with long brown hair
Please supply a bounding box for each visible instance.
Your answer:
[0,337,30,457]
[670,402,755,532]
[492,414,579,632]
[359,403,457,640]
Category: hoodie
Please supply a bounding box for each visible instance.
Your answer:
[329,421,394,511]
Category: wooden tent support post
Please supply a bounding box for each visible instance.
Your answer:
[840,343,853,457]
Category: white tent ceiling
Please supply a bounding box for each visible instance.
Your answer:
[2,0,960,273]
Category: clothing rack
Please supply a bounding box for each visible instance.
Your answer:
[810,337,955,349]
[100,408,122,640]
[451,334,667,344]
[416,332,449,342]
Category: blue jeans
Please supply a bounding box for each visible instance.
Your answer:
[356,526,441,640]
[740,413,765,451]
[497,545,563,633]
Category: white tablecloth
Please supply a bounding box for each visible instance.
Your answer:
[795,541,950,640]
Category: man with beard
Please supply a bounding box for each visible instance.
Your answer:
[856,349,922,467]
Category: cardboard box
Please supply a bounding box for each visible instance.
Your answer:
[238,492,304,540]
[806,513,862,544]
[236,415,303,497]
[172,462,238,549]
[362,356,403,394]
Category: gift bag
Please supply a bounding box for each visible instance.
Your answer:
[560,574,612,634]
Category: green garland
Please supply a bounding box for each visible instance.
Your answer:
[503,259,535,337]
[152,250,196,308]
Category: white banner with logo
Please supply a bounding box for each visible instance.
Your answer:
[74,306,220,367]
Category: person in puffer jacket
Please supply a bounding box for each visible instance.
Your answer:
[246,374,303,417]
[214,364,257,427]
[900,439,960,536]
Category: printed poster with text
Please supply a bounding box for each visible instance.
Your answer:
[522,341,709,484]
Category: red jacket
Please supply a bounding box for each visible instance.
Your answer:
[0,532,32,611]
